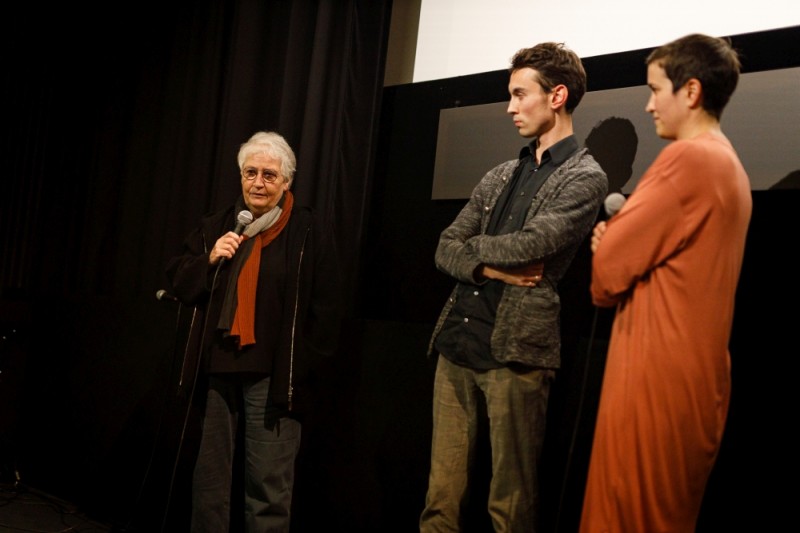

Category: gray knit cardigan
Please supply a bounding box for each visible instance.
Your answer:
[428,147,608,369]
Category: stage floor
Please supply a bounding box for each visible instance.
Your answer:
[0,483,114,533]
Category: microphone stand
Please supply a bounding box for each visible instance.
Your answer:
[159,260,227,532]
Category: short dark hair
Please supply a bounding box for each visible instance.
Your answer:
[646,33,741,120]
[509,42,587,113]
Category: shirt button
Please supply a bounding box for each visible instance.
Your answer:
[463,317,469,323]
[473,290,479,296]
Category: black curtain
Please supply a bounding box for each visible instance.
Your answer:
[2,0,390,307]
[1,0,392,528]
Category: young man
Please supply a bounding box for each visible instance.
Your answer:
[420,42,607,532]
[580,34,752,532]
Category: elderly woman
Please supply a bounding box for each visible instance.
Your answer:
[166,131,342,532]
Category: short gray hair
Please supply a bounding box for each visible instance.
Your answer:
[237,131,297,185]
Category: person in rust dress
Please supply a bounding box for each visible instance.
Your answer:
[580,34,752,532]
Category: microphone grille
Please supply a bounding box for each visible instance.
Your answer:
[237,210,254,226]
[604,192,626,218]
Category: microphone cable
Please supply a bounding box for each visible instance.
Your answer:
[158,265,224,533]
[554,195,623,530]
[553,303,600,532]
[118,293,185,532]
[159,212,253,530]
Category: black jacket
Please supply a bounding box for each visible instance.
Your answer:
[165,200,342,416]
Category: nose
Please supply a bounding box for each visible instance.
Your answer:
[645,94,655,113]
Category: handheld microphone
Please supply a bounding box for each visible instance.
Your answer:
[233,210,254,235]
[604,192,626,218]
[156,289,179,302]
[218,210,254,267]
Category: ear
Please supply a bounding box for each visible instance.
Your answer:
[684,78,703,108]
[550,84,568,110]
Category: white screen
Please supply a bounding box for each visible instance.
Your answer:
[414,0,800,83]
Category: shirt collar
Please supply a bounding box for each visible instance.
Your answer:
[518,134,579,165]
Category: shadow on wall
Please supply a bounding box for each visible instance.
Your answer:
[770,169,800,189]
[584,116,639,194]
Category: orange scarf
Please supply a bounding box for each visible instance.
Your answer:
[230,191,293,347]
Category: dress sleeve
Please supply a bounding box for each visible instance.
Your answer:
[590,142,697,307]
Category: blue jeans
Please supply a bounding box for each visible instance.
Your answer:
[191,374,301,533]
[420,356,554,533]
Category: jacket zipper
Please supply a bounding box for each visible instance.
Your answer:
[287,225,310,411]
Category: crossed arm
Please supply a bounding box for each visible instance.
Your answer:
[478,262,544,287]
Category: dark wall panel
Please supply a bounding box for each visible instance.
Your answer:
[362,26,800,532]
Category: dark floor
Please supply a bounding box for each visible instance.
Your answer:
[0,483,114,533]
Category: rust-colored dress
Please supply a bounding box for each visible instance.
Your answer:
[579,132,752,532]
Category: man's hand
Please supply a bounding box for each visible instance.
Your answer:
[481,262,544,287]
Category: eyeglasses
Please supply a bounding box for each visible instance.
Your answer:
[241,167,281,183]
